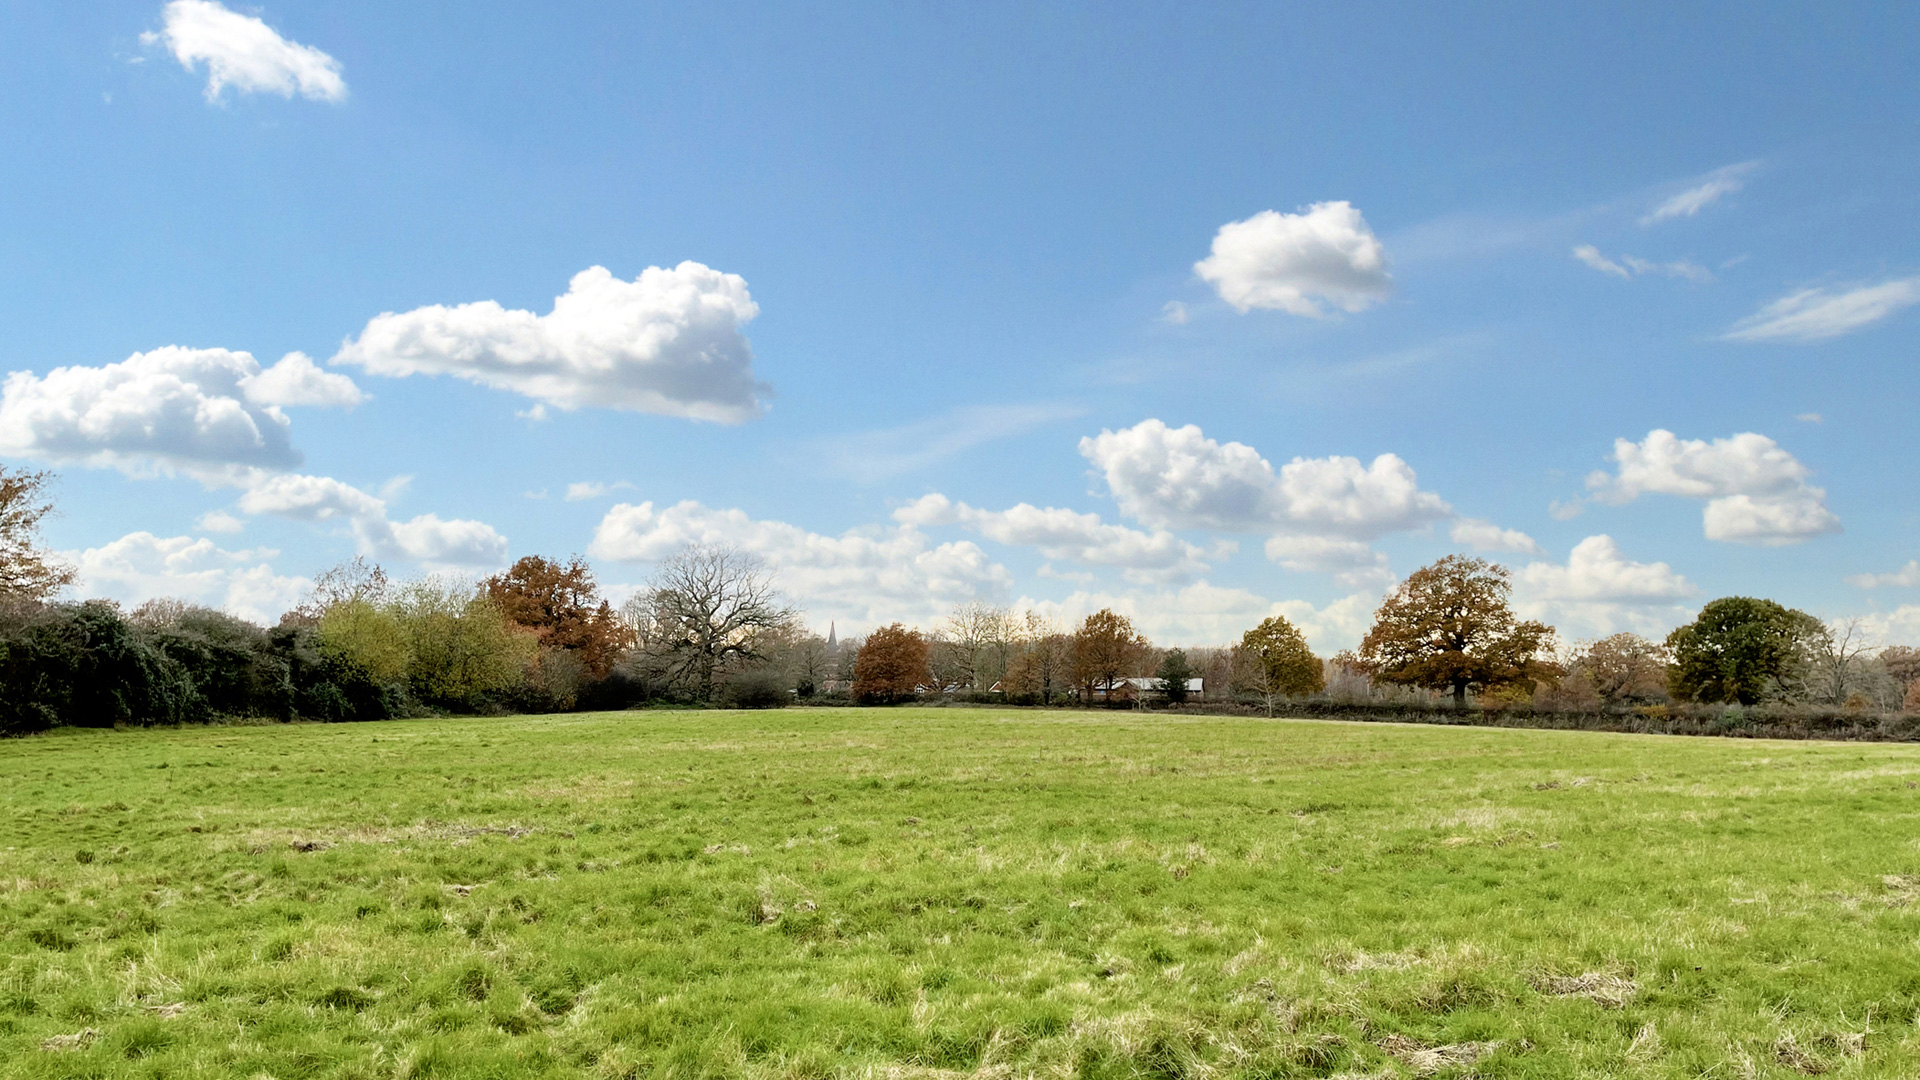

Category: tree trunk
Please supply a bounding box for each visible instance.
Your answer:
[1452,682,1468,710]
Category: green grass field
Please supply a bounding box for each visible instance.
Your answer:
[4,709,1920,1079]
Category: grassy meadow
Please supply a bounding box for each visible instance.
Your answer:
[3,708,1920,1079]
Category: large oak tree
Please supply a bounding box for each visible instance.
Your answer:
[1665,596,1825,705]
[1358,554,1557,708]
[625,545,795,702]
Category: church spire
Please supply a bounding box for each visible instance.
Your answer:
[826,621,837,649]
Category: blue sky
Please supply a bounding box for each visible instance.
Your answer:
[4,1,1918,649]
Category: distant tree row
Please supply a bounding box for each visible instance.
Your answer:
[4,462,1918,730]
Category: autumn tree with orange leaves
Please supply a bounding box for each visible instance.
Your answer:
[1071,608,1151,701]
[1357,554,1557,709]
[483,555,631,678]
[852,623,931,703]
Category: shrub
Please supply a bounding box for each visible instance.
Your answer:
[723,668,790,709]
[0,601,204,734]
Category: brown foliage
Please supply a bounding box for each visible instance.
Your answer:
[483,555,631,678]
[1572,632,1670,706]
[1071,608,1151,697]
[1358,554,1558,707]
[0,466,75,602]
[1883,646,1920,697]
[1003,632,1071,703]
[852,623,930,703]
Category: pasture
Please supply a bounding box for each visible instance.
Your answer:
[3,708,1919,1078]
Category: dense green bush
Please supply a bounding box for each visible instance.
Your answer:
[0,601,419,735]
[0,601,203,734]
[721,667,790,709]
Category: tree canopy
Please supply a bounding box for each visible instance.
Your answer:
[1071,609,1149,698]
[1665,597,1826,705]
[852,623,930,703]
[1233,616,1323,715]
[484,555,631,678]
[1155,648,1196,704]
[1358,554,1557,707]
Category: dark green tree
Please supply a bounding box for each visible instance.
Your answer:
[1155,648,1196,704]
[1665,597,1826,705]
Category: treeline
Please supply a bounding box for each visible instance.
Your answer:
[5,462,1920,733]
[837,555,1920,719]
[0,556,643,735]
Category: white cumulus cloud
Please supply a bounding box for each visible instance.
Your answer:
[145,0,346,103]
[0,346,347,477]
[1078,419,1450,584]
[1586,429,1840,545]
[1449,517,1544,556]
[237,472,386,521]
[64,531,308,625]
[1261,535,1390,589]
[1515,535,1694,603]
[1079,419,1450,538]
[239,351,365,408]
[589,500,1012,627]
[893,493,1219,584]
[1852,606,1920,645]
[1848,561,1920,589]
[1512,535,1696,641]
[234,472,507,569]
[1194,201,1391,317]
[1022,583,1379,653]
[333,262,769,423]
[1723,278,1920,342]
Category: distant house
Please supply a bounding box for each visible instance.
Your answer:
[983,678,1203,700]
[1088,677,1203,701]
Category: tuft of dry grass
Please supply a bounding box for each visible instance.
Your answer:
[1376,1033,1500,1076]
[1530,971,1638,1008]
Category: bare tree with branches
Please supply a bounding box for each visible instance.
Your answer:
[624,545,797,703]
[1809,616,1870,706]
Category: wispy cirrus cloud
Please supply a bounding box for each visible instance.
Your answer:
[826,402,1083,483]
[1572,245,1712,282]
[1642,162,1758,225]
[565,481,636,502]
[1724,278,1920,342]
